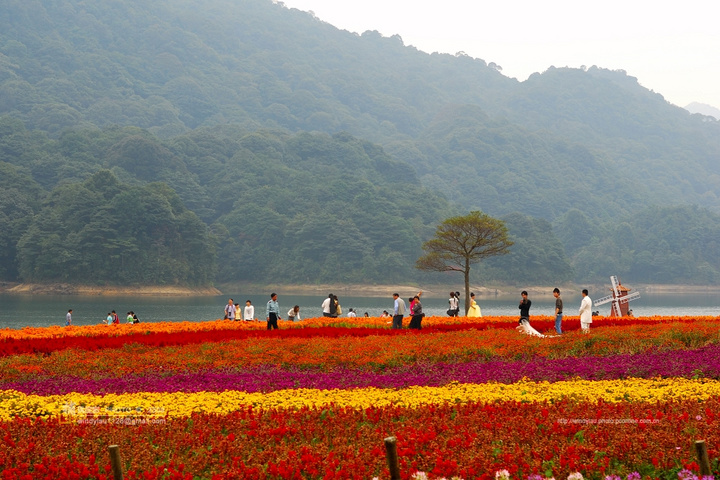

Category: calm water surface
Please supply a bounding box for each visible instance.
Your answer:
[1,292,719,329]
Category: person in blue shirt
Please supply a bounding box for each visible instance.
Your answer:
[266,293,281,330]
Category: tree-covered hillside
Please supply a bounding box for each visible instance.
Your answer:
[2,0,720,286]
[0,118,466,285]
[3,0,720,222]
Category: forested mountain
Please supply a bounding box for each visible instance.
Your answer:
[2,0,720,286]
[0,119,457,285]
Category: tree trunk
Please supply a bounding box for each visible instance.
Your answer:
[464,262,470,315]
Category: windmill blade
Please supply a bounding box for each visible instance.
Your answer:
[617,291,641,304]
[612,299,621,316]
[594,294,614,305]
[610,275,621,298]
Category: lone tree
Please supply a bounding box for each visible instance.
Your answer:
[416,211,513,314]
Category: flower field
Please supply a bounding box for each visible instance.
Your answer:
[1,314,720,479]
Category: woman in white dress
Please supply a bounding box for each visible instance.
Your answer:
[516,318,545,337]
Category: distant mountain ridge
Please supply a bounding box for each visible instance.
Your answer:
[685,102,720,120]
[2,0,719,222]
[2,0,720,285]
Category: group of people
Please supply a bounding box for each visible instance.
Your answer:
[390,292,425,330]
[63,309,142,326]
[102,310,139,325]
[224,298,257,321]
[446,288,594,337]
[218,288,596,335]
[447,291,483,317]
[222,293,376,331]
[516,288,594,337]
[223,294,298,330]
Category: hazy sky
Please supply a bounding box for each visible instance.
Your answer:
[280,0,720,110]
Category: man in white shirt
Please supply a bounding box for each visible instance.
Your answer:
[392,293,405,329]
[579,289,593,333]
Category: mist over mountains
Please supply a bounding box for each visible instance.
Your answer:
[2,0,720,286]
[685,102,720,121]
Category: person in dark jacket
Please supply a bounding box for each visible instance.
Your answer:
[409,295,424,330]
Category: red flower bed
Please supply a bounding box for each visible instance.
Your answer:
[1,399,718,479]
[0,318,682,357]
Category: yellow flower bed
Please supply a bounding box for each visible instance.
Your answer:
[3,377,719,420]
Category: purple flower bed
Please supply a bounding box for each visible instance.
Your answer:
[6,343,720,396]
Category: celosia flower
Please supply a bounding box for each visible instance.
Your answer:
[496,470,511,480]
[678,470,697,480]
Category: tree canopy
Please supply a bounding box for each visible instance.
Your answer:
[416,211,513,312]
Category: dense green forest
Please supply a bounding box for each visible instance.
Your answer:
[0,119,460,284]
[2,0,720,286]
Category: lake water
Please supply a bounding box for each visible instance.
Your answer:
[1,292,719,329]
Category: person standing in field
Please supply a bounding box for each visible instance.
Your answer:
[392,293,406,329]
[579,289,593,333]
[448,291,460,317]
[467,292,482,317]
[553,287,563,335]
[65,309,72,326]
[266,293,281,330]
[518,291,531,324]
[224,298,235,321]
[409,295,424,329]
[243,300,255,321]
[234,302,242,321]
[516,291,545,337]
[321,293,336,317]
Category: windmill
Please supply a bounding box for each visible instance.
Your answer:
[594,276,640,317]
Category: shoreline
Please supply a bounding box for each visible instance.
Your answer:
[2,282,719,298]
[1,283,221,296]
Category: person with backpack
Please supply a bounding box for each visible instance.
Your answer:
[447,291,460,317]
